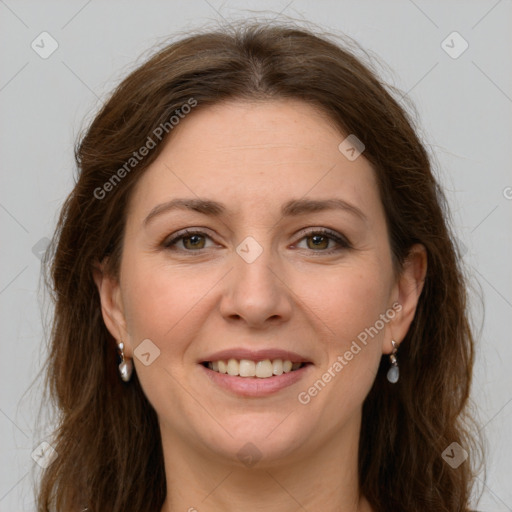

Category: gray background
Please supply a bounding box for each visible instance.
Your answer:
[1,1,511,510]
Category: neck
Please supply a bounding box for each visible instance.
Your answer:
[159,412,373,512]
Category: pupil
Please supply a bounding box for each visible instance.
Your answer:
[186,235,203,248]
[310,235,327,249]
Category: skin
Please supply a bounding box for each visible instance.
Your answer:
[95,99,427,512]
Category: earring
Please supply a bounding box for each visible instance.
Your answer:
[386,339,400,383]
[117,342,133,382]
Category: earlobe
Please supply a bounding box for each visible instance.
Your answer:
[92,261,130,354]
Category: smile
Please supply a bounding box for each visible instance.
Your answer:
[202,358,308,378]
[200,360,313,398]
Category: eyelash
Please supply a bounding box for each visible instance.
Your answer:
[162,228,351,255]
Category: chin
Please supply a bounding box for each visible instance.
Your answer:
[196,413,312,468]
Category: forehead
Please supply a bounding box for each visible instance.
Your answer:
[126,99,382,224]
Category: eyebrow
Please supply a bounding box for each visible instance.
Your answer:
[143,197,367,226]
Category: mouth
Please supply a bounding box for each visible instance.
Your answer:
[199,355,313,397]
[201,358,311,378]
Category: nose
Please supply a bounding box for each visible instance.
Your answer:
[219,242,294,329]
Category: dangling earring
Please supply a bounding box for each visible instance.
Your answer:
[386,339,400,383]
[117,342,133,382]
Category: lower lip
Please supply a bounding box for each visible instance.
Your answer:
[200,364,312,397]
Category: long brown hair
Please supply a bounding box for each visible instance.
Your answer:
[36,21,483,511]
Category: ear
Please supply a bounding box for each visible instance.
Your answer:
[93,260,132,357]
[385,243,427,353]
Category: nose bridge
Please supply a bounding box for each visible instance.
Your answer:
[219,233,292,325]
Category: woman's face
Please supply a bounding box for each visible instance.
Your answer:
[98,99,424,466]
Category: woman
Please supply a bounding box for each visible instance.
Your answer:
[37,21,483,511]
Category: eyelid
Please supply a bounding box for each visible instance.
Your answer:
[292,227,352,251]
[162,227,217,249]
[162,226,352,253]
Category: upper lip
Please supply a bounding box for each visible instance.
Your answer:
[201,348,310,364]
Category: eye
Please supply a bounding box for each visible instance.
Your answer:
[162,227,351,254]
[163,229,216,251]
[294,228,351,254]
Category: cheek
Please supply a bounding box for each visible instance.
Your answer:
[302,263,391,346]
[294,264,389,411]
[120,256,212,343]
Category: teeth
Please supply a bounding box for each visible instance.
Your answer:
[206,358,304,378]
[218,360,227,374]
[239,359,256,377]
[227,359,239,376]
[255,360,273,378]
[272,359,283,375]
